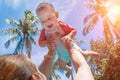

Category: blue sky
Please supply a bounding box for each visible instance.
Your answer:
[0,0,107,80]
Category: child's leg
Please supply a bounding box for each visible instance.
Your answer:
[58,58,72,78]
[65,63,72,78]
[58,58,66,69]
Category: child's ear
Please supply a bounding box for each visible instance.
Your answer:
[29,75,37,80]
[55,12,59,18]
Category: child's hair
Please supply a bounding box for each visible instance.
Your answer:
[36,2,55,15]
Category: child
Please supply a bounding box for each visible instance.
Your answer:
[36,2,100,78]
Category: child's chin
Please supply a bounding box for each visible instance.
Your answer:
[49,28,56,31]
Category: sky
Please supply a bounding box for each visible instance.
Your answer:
[0,0,109,80]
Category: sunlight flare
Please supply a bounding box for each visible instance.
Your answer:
[106,1,120,24]
[108,5,120,18]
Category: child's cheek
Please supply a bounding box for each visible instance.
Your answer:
[43,26,48,30]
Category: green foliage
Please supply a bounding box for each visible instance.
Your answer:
[84,1,120,79]
[0,10,39,58]
[90,39,120,80]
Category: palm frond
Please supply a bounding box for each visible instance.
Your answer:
[105,16,120,41]
[103,18,114,44]
[18,19,23,28]
[30,19,38,27]
[5,19,19,26]
[83,12,97,24]
[83,14,99,36]
[28,27,40,36]
[0,28,21,35]
[13,38,23,54]
[5,33,20,48]
[24,10,38,28]
[5,40,10,49]
[85,0,97,9]
[103,18,111,35]
[29,36,36,45]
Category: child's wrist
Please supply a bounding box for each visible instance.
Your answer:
[44,54,54,60]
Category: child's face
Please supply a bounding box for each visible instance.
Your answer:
[37,7,58,31]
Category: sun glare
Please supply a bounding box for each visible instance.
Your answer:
[106,2,120,24]
[108,5,120,18]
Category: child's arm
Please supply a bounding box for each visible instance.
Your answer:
[59,21,77,40]
[39,29,56,47]
[39,40,48,47]
[62,29,77,43]
[66,29,77,39]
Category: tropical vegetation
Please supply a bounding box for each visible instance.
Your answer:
[1,0,120,80]
[0,10,39,58]
[83,0,120,80]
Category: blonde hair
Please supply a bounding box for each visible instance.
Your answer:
[36,2,55,15]
[0,54,46,80]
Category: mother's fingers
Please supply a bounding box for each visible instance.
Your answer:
[55,32,64,38]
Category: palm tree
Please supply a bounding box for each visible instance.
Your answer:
[83,0,114,45]
[0,10,39,58]
[107,1,120,42]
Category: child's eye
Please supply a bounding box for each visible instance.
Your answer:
[48,17,53,20]
[48,17,52,20]
[41,20,45,23]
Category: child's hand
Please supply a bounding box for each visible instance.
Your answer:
[61,35,73,44]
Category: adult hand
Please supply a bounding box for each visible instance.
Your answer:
[47,34,56,56]
[61,35,73,44]
[61,36,73,51]
[55,32,64,38]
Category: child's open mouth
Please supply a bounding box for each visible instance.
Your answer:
[48,24,53,28]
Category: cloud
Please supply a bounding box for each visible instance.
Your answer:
[52,0,77,20]
[13,0,21,9]
[3,0,78,20]
[4,0,21,9]
[21,0,77,20]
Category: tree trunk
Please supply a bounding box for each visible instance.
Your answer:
[103,17,114,45]
[26,36,31,58]
[113,19,120,42]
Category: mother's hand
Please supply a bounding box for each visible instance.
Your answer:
[47,34,56,56]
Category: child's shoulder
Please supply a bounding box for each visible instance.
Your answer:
[58,20,68,27]
[41,28,46,34]
[58,20,67,25]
